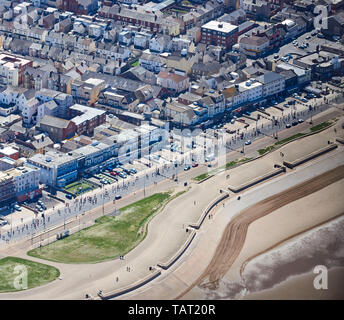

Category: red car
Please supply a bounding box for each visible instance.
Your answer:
[110,171,117,176]
[192,163,198,167]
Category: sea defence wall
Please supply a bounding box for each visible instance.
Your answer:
[98,269,162,300]
[157,230,196,270]
[283,144,338,169]
[188,192,230,229]
[228,166,286,193]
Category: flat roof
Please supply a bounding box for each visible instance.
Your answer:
[0,146,19,156]
[202,20,238,33]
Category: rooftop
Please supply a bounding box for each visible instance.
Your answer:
[202,20,238,33]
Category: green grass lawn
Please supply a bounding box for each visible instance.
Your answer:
[226,157,252,168]
[275,133,307,145]
[27,192,176,264]
[64,180,96,195]
[193,173,210,181]
[310,121,332,133]
[0,257,59,293]
[131,60,139,67]
[258,145,275,155]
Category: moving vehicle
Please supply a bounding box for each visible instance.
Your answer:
[57,230,69,240]
[205,153,215,162]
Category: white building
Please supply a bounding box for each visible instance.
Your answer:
[257,72,286,98]
[233,80,263,106]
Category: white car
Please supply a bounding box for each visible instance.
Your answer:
[14,204,22,211]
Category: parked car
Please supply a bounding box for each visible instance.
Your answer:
[110,171,117,176]
[192,163,198,168]
[129,168,137,174]
[292,121,298,126]
[14,204,21,211]
[0,220,8,226]
[184,165,191,171]
[298,118,304,123]
[115,195,122,200]
[306,35,311,40]
[317,33,325,38]
[286,123,291,128]
[245,140,252,145]
[66,194,73,199]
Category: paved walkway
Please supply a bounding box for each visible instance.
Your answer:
[0,108,342,299]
